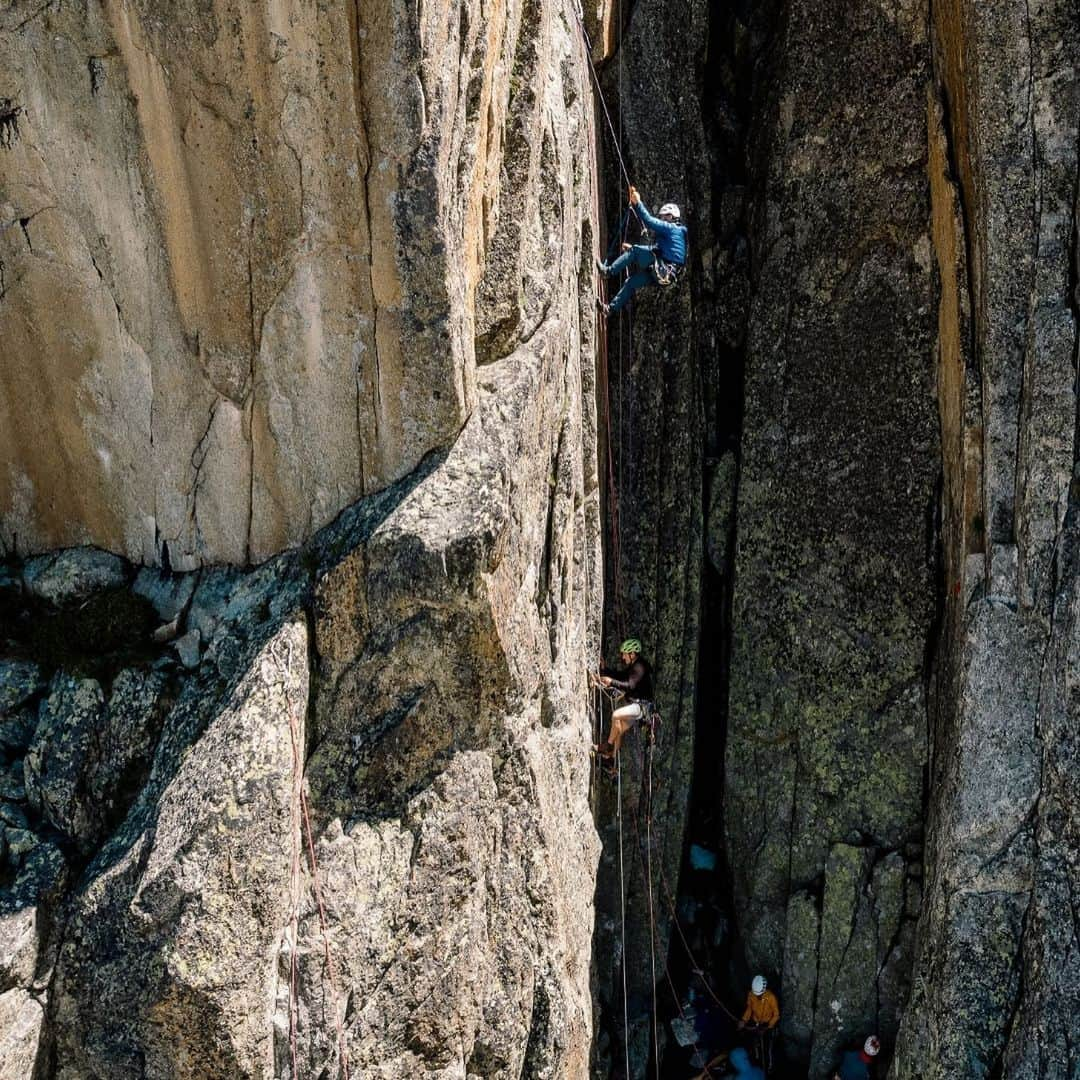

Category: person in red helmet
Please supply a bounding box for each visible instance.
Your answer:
[833,1035,881,1080]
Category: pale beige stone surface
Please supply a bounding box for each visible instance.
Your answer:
[0,0,585,569]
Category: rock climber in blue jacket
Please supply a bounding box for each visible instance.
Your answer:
[598,185,687,314]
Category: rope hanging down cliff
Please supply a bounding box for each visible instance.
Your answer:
[284,639,351,1080]
[575,6,685,1074]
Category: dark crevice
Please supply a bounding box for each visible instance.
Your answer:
[588,0,771,1070]
[0,99,22,147]
[88,57,105,96]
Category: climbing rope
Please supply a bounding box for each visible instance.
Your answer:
[299,785,351,1080]
[646,738,660,1075]
[283,640,351,1080]
[286,684,303,1079]
[635,733,744,1027]
[616,747,631,1079]
[597,312,627,638]
[624,742,717,1079]
[571,3,638,200]
[595,685,669,1076]
[573,3,673,1072]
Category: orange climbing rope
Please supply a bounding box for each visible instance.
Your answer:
[299,785,351,1080]
[646,736,660,1074]
[284,642,351,1080]
[572,3,679,1074]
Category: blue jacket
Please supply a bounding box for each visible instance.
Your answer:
[838,1051,872,1080]
[636,201,687,265]
[729,1048,765,1080]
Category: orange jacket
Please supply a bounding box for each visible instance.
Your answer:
[742,989,780,1029]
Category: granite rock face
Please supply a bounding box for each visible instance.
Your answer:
[892,0,1080,1074]
[1,0,1077,1076]
[721,0,938,1069]
[0,0,580,568]
[607,0,1076,1076]
[27,326,602,1076]
[0,0,604,1075]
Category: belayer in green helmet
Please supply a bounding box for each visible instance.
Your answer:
[591,637,653,758]
[597,185,688,315]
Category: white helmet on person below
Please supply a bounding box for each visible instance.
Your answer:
[864,1036,881,1057]
[751,975,767,996]
[659,202,681,221]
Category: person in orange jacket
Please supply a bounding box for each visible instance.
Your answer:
[739,974,780,1029]
[738,975,780,1071]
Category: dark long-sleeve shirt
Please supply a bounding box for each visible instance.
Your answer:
[636,202,687,265]
[601,657,654,701]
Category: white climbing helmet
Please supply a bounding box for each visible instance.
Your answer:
[659,202,681,221]
[864,1036,881,1057]
[751,975,766,996]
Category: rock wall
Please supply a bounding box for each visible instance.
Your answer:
[0,0,607,1075]
[600,0,1077,1076]
[893,0,1080,1074]
[0,0,567,568]
[3,0,1078,1076]
[726,0,939,1071]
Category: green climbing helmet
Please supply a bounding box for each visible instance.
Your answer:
[619,638,642,655]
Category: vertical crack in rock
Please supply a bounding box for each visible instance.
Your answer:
[0,100,21,148]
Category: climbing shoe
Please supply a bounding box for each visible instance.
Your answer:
[596,296,610,318]
[592,741,615,760]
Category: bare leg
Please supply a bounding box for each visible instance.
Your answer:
[610,704,641,754]
[609,715,627,754]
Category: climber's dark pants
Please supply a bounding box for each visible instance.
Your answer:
[606,244,656,312]
[752,1028,775,1072]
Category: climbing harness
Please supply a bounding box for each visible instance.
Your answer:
[653,258,686,288]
